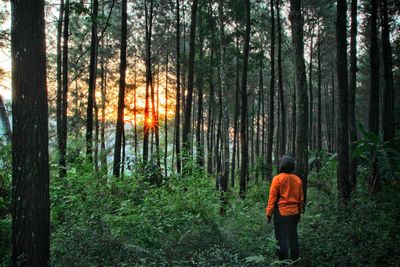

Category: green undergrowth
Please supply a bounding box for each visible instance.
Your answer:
[1,144,400,266]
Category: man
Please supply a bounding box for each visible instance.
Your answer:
[266,155,304,263]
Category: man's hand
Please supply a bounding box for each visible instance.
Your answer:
[266,215,272,224]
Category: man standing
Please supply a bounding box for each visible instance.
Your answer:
[266,155,304,263]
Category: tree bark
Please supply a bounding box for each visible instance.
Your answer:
[336,0,350,205]
[348,0,358,192]
[308,24,314,151]
[289,0,308,204]
[56,0,64,165]
[240,0,251,198]
[277,0,286,157]
[381,0,395,141]
[59,0,69,178]
[0,94,11,142]
[174,0,181,173]
[11,0,50,265]
[266,0,275,181]
[231,32,240,186]
[113,0,127,177]
[182,0,199,171]
[143,0,154,164]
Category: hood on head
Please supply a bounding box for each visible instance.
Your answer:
[279,155,295,173]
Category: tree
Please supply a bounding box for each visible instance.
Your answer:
[276,0,286,157]
[113,0,127,177]
[59,0,70,178]
[174,0,182,173]
[86,0,99,161]
[11,0,50,265]
[240,0,251,198]
[56,0,64,174]
[266,0,275,180]
[336,0,350,204]
[348,0,358,192]
[289,0,308,204]
[182,0,198,170]
[381,0,395,142]
[368,0,380,191]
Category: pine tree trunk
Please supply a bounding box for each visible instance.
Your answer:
[182,0,199,170]
[100,50,107,173]
[277,0,286,157]
[240,0,251,198]
[174,0,181,173]
[336,0,350,205]
[165,50,169,176]
[381,0,395,141]
[289,0,308,204]
[11,0,50,264]
[308,24,314,151]
[266,0,275,180]
[317,24,322,172]
[143,0,154,164]
[113,0,127,177]
[56,0,64,164]
[59,0,69,178]
[86,0,98,161]
[348,0,358,192]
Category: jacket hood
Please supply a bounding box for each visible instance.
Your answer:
[279,155,295,173]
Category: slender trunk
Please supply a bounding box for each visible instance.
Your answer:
[59,0,69,178]
[231,33,240,187]
[308,24,314,151]
[165,50,169,176]
[381,0,395,141]
[56,0,64,160]
[336,0,350,205]
[182,0,199,170]
[266,0,275,180]
[174,0,181,173]
[348,0,358,192]
[240,0,250,198]
[317,23,322,172]
[196,11,205,167]
[86,0,98,161]
[113,0,127,177]
[277,0,285,157]
[292,83,296,157]
[134,62,138,158]
[255,59,263,181]
[143,0,154,164]
[289,0,308,204]
[11,1,50,264]
[100,49,107,173]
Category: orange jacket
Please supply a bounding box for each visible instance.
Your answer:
[266,173,304,217]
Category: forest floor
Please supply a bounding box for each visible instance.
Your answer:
[1,153,400,266]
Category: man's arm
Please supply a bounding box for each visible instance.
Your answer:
[265,177,279,221]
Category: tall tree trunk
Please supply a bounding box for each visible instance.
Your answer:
[182,0,199,171]
[207,10,215,175]
[368,0,379,135]
[276,0,285,157]
[174,0,181,173]
[331,65,336,152]
[291,83,296,157]
[289,0,308,204]
[308,24,314,151]
[317,23,322,171]
[11,0,50,265]
[113,0,127,177]
[381,0,395,141]
[240,0,251,198]
[255,59,263,181]
[368,0,380,191]
[100,48,107,173]
[231,32,240,186]
[348,0,358,192]
[86,0,98,161]
[164,50,169,176]
[336,0,350,205]
[196,9,205,167]
[56,0,64,166]
[143,0,154,164]
[59,0,69,178]
[266,0,275,180]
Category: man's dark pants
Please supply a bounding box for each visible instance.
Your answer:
[273,207,300,262]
